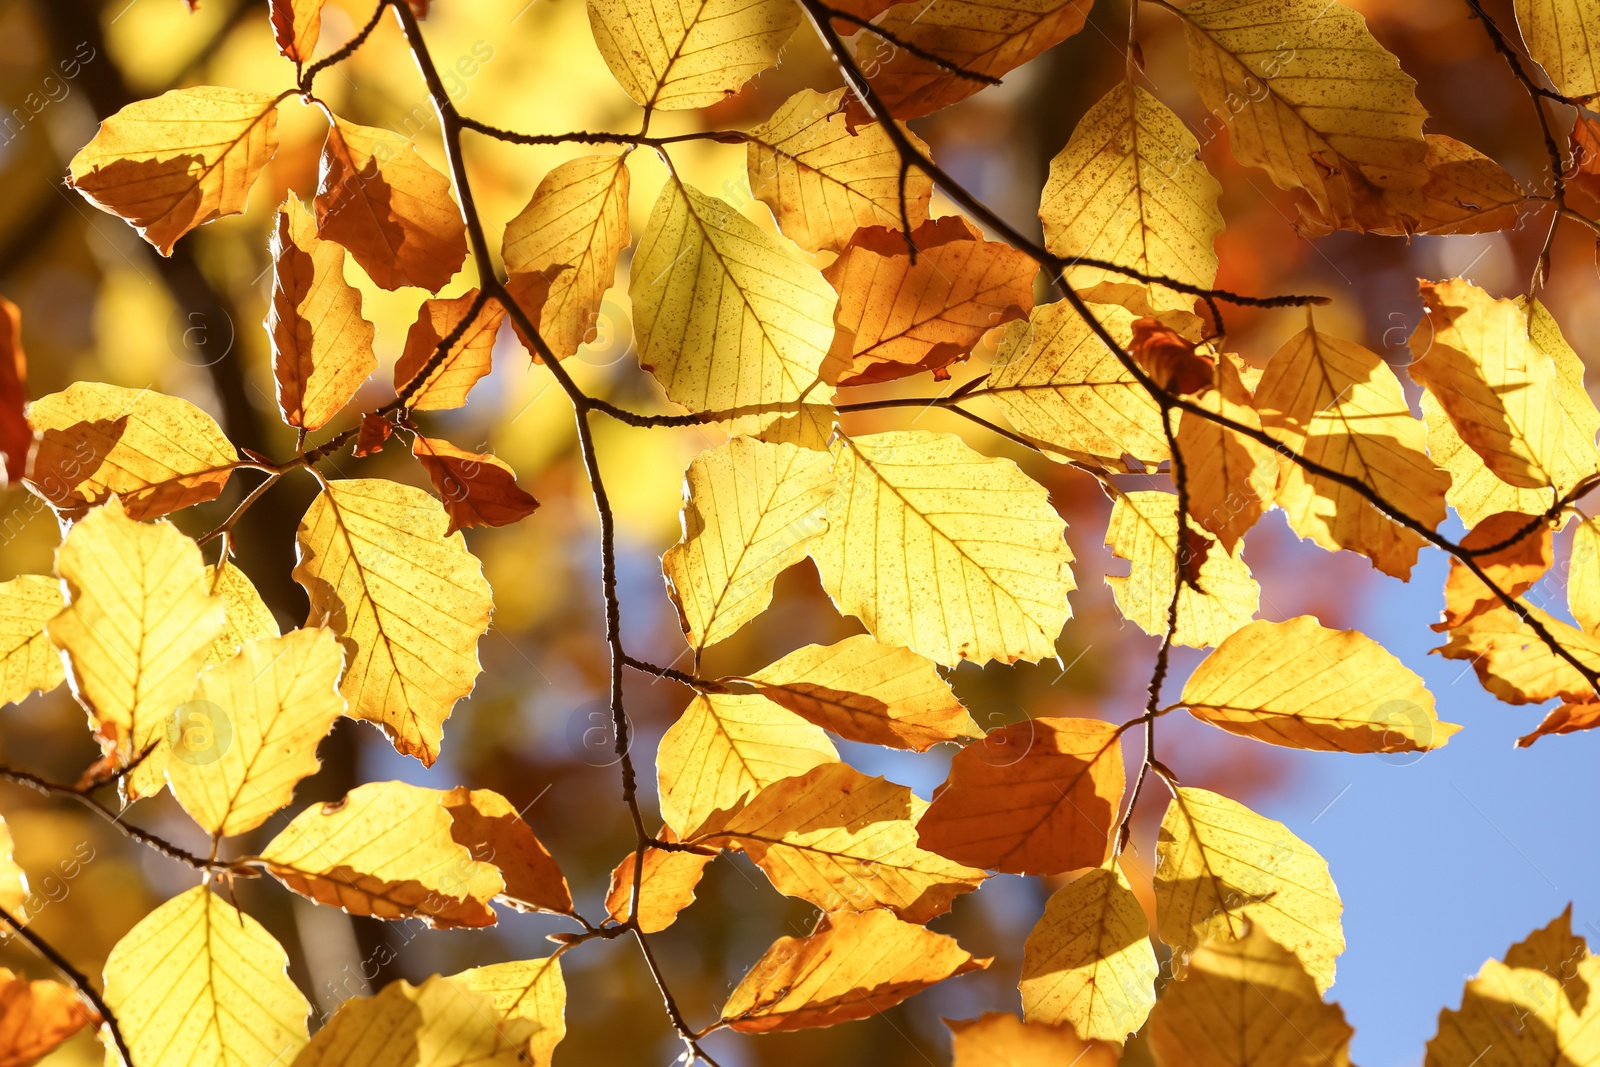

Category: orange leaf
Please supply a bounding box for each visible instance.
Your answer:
[0,969,96,1067]
[354,413,391,457]
[1129,318,1214,396]
[604,826,714,933]
[0,297,28,486]
[1434,511,1553,631]
[443,787,573,915]
[1516,700,1600,747]
[410,435,539,534]
[392,291,505,411]
[948,1012,1116,1067]
[270,0,324,63]
[1573,116,1600,202]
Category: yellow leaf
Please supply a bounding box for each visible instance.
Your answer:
[315,117,468,292]
[0,969,95,1067]
[293,478,492,765]
[605,827,714,933]
[27,382,240,521]
[261,780,505,929]
[1148,923,1355,1067]
[737,634,983,750]
[410,435,540,534]
[1436,511,1554,631]
[949,1013,1115,1066]
[699,762,987,921]
[293,975,534,1067]
[1104,488,1258,648]
[270,0,324,63]
[747,88,933,254]
[392,290,506,411]
[1571,513,1600,635]
[630,177,840,447]
[656,691,838,838]
[1174,355,1276,553]
[0,575,64,707]
[1257,325,1448,579]
[587,0,798,110]
[1019,865,1159,1045]
[662,436,833,651]
[1514,0,1600,101]
[66,86,281,255]
[917,716,1123,875]
[824,217,1036,386]
[268,196,376,432]
[1180,616,1458,753]
[166,628,345,837]
[502,154,631,361]
[720,909,989,1033]
[1517,699,1600,746]
[1174,0,1429,232]
[985,300,1168,470]
[0,818,24,914]
[811,430,1076,665]
[1425,908,1600,1067]
[442,787,573,915]
[206,559,281,666]
[1155,787,1344,993]
[48,499,224,797]
[445,957,566,1067]
[1434,601,1600,705]
[103,885,309,1067]
[1041,80,1223,312]
[858,0,1093,120]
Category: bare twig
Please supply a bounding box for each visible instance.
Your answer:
[0,905,131,1067]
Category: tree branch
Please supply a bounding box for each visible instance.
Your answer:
[0,905,130,1067]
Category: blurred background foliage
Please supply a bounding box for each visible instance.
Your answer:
[1,0,1598,1063]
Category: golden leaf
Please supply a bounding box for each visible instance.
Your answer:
[1436,511,1554,631]
[1299,135,1526,238]
[270,0,324,63]
[824,217,1036,386]
[1104,488,1258,648]
[442,787,573,915]
[502,154,631,361]
[293,478,493,765]
[1155,787,1344,993]
[699,762,987,921]
[630,177,841,447]
[0,575,64,707]
[267,196,376,432]
[293,975,534,1067]
[656,691,838,838]
[261,780,505,929]
[392,290,506,411]
[0,970,95,1067]
[605,827,714,933]
[66,86,281,254]
[747,88,933,254]
[985,300,1168,471]
[1019,865,1159,1045]
[1041,80,1224,312]
[410,435,540,534]
[315,117,468,292]
[720,909,989,1033]
[1434,602,1600,705]
[1148,923,1355,1067]
[103,885,309,1067]
[587,0,798,110]
[737,634,983,750]
[26,382,240,521]
[1180,616,1459,753]
[662,437,833,651]
[947,1012,1116,1067]
[1571,513,1600,635]
[811,430,1077,665]
[167,628,345,837]
[1517,700,1600,747]
[917,716,1123,875]
[1514,0,1600,101]
[1257,325,1448,579]
[1175,356,1276,552]
[445,957,566,1067]
[48,499,224,797]
[205,559,280,666]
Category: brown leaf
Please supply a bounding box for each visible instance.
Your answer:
[353,413,391,457]
[443,787,573,915]
[392,291,506,410]
[410,435,539,534]
[0,297,28,486]
[270,0,324,63]
[1129,318,1214,396]
[1572,116,1600,202]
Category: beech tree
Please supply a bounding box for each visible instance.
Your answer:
[0,0,1597,1064]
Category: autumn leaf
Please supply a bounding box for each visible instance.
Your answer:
[748,88,933,254]
[410,435,540,534]
[1104,487,1258,648]
[823,216,1036,386]
[1155,787,1344,993]
[392,290,506,410]
[736,634,983,750]
[0,819,23,915]
[444,957,567,1067]
[720,909,989,1032]
[1435,511,1554,631]
[268,195,376,432]
[261,780,505,928]
[103,885,309,1067]
[442,786,573,915]
[206,559,280,665]
[1041,80,1224,311]
[1571,513,1600,634]
[0,970,95,1067]
[0,297,28,486]
[916,716,1123,875]
[502,154,631,361]
[1019,865,1158,1045]
[48,499,224,796]
[1434,602,1600,705]
[315,117,468,292]
[656,691,838,838]
[587,0,799,110]
[699,762,987,921]
[1147,923,1355,1067]
[166,628,346,837]
[0,575,65,707]
[67,86,282,254]
[1175,355,1276,553]
[1516,700,1600,747]
[662,436,833,651]
[1513,0,1600,102]
[947,1012,1116,1067]
[1180,616,1459,753]
[1127,318,1214,395]
[293,478,493,764]
[26,382,240,521]
[270,0,324,64]
[811,430,1077,665]
[605,827,714,932]
[631,176,841,446]
[293,974,535,1066]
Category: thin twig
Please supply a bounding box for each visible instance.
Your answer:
[0,905,131,1067]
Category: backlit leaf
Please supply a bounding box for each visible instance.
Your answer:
[205,559,280,666]
[1434,602,1600,705]
[392,290,506,411]
[0,297,28,486]
[442,787,573,915]
[0,575,64,707]
[587,0,799,110]
[605,827,714,932]
[1516,700,1600,747]
[293,975,534,1067]
[1174,355,1276,553]
[270,0,324,63]
[0,970,95,1067]
[1513,0,1600,101]
[410,435,540,534]
[947,1012,1116,1067]
[444,957,566,1067]
[1570,513,1600,634]
[1436,511,1554,631]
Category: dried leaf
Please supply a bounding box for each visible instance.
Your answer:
[410,435,540,534]
[392,290,506,411]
